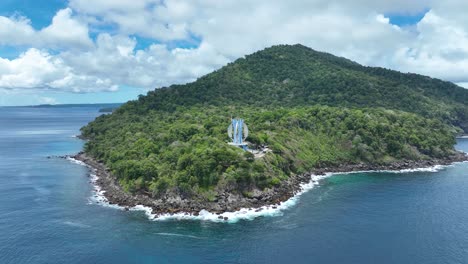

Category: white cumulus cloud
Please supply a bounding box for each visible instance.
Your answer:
[1,0,468,97]
[0,8,92,50]
[0,48,117,92]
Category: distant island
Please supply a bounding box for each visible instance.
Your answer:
[75,44,468,217]
[98,107,117,113]
[28,103,123,109]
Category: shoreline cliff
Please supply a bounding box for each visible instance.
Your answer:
[72,151,468,220]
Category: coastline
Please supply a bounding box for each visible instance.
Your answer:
[70,150,468,221]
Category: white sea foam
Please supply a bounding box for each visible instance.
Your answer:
[137,174,331,223]
[67,157,123,210]
[67,156,465,223]
[87,172,122,210]
[66,157,87,166]
[323,164,447,176]
[67,156,332,222]
[386,165,445,173]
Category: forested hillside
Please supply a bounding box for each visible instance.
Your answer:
[120,44,468,133]
[81,44,468,199]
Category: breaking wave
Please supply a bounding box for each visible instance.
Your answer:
[67,156,462,223]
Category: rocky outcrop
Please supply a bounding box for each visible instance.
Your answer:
[71,151,468,218]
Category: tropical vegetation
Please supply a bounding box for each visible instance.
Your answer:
[81,44,468,198]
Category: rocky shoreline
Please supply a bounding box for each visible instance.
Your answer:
[70,151,468,220]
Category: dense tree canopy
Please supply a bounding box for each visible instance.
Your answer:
[81,44,467,198]
[120,44,468,133]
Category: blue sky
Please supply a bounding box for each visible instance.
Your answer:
[0,0,66,59]
[386,9,429,27]
[0,0,208,105]
[0,0,67,28]
[0,0,467,106]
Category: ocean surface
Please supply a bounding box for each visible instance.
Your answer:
[0,105,467,264]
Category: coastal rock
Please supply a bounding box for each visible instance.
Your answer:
[73,151,468,218]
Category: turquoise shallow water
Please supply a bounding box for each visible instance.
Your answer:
[0,106,467,264]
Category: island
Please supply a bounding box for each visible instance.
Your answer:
[74,44,468,217]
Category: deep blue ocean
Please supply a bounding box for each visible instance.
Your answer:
[0,105,467,264]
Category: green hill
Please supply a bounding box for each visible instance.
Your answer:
[80,44,468,199]
[121,44,468,133]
